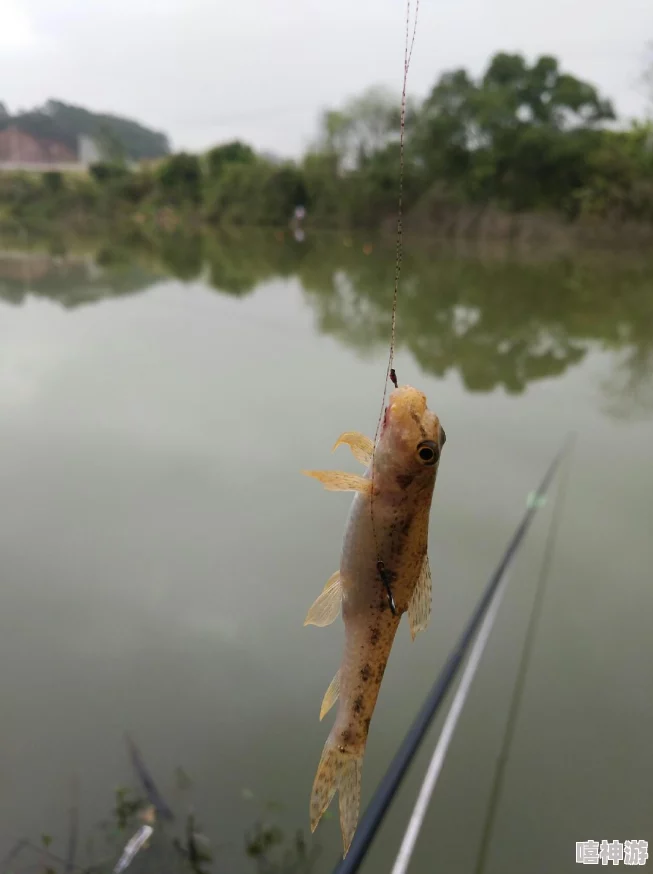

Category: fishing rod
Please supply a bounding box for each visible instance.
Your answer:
[472,434,576,874]
[331,435,573,874]
[389,567,515,874]
[391,434,576,874]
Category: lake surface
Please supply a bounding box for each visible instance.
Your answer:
[0,231,652,874]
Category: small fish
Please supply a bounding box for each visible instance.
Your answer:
[302,385,446,857]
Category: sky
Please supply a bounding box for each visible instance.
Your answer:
[0,0,651,157]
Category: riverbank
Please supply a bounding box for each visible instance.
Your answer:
[3,182,653,260]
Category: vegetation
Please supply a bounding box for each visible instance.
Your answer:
[1,51,653,234]
[0,99,170,160]
[1,740,320,874]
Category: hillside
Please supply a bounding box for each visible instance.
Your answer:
[0,99,170,161]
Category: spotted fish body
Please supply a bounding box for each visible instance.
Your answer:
[302,385,445,857]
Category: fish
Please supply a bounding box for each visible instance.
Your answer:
[301,384,446,857]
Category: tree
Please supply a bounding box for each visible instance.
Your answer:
[43,99,170,159]
[414,52,616,210]
[204,158,307,225]
[204,160,270,224]
[206,140,256,179]
[315,85,417,170]
[156,153,202,204]
[479,53,614,129]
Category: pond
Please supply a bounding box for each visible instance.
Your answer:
[0,230,652,874]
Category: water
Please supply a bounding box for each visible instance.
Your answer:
[0,231,652,874]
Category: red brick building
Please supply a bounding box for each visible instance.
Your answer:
[0,126,77,164]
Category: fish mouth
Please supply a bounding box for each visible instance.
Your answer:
[386,386,427,425]
[379,385,436,453]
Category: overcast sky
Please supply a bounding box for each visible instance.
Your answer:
[1,0,651,156]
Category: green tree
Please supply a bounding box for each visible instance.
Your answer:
[42,171,64,194]
[314,85,415,170]
[415,52,616,211]
[89,162,129,184]
[206,140,256,179]
[0,99,171,159]
[576,123,653,221]
[44,99,170,159]
[301,150,344,227]
[156,152,202,204]
[204,158,306,225]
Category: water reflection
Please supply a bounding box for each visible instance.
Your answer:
[0,248,161,309]
[1,229,652,873]
[1,229,652,417]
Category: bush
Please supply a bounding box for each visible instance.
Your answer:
[89,162,129,184]
[156,153,202,205]
[206,141,256,179]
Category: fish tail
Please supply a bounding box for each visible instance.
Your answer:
[310,736,364,858]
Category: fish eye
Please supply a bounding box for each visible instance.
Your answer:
[440,427,447,447]
[416,440,439,466]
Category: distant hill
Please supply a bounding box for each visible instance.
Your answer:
[0,99,171,161]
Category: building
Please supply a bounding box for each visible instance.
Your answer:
[0,126,77,166]
[0,127,102,171]
[78,134,102,165]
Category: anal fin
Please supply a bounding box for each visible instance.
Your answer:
[304,572,342,627]
[319,669,340,720]
[408,554,432,641]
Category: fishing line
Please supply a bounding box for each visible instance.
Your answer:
[330,437,571,874]
[369,0,420,613]
[473,433,576,874]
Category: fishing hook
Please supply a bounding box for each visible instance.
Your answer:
[377,560,397,615]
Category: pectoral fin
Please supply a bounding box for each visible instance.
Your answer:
[319,669,340,720]
[305,572,342,627]
[408,554,432,641]
[331,432,374,467]
[302,470,372,495]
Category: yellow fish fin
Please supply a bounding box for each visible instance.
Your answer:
[331,432,374,467]
[310,739,363,858]
[304,572,342,627]
[408,554,432,641]
[319,669,340,721]
[301,470,372,494]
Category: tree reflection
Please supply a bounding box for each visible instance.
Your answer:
[0,246,162,308]
[297,244,653,407]
[1,229,652,419]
